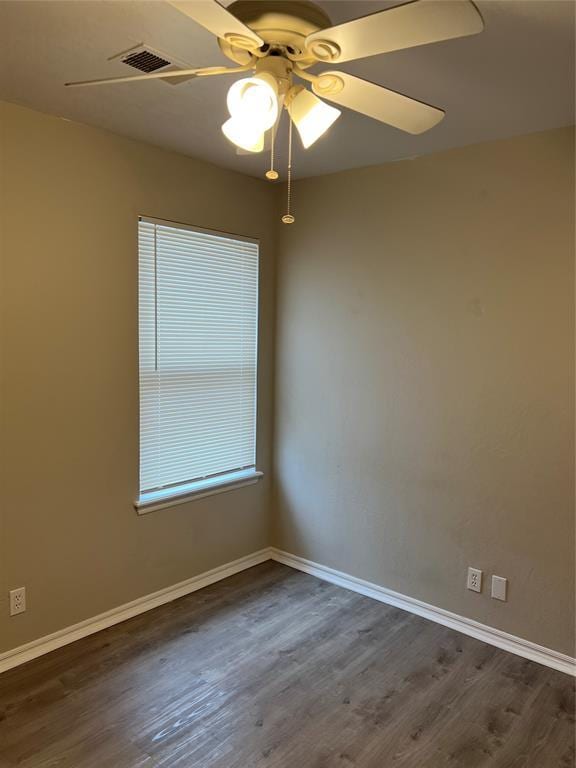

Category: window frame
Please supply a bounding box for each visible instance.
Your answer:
[135,215,263,515]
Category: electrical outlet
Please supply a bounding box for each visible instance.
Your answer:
[9,587,26,616]
[491,575,507,601]
[467,567,482,593]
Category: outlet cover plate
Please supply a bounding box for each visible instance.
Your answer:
[9,587,26,616]
[467,567,482,593]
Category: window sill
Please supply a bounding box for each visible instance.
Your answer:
[135,469,263,515]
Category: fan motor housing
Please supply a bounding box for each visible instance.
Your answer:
[219,0,331,68]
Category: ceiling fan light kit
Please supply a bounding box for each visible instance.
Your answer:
[65,0,485,222]
[286,85,341,150]
[222,63,283,152]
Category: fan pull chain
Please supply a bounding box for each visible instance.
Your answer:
[265,128,278,181]
[282,118,295,225]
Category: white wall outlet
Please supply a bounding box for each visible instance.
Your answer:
[467,567,482,593]
[9,587,26,616]
[491,575,507,601]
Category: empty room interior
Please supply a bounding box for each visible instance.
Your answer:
[0,0,575,765]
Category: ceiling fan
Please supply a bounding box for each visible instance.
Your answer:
[66,0,484,220]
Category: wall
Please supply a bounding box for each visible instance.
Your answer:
[1,103,573,660]
[0,100,276,653]
[273,127,575,656]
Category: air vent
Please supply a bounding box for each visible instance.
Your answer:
[122,49,172,73]
[109,44,194,86]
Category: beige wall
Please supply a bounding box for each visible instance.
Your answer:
[0,100,276,653]
[1,101,573,660]
[273,127,575,656]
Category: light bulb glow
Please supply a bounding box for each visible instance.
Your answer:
[226,73,279,132]
[222,117,264,153]
[287,87,341,149]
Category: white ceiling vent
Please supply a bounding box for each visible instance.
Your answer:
[109,44,193,85]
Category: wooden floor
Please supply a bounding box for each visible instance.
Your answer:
[0,562,574,768]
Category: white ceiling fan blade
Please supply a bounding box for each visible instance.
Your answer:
[167,0,264,50]
[65,64,249,88]
[305,0,484,64]
[312,71,444,134]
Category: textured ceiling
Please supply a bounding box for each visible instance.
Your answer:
[0,0,574,179]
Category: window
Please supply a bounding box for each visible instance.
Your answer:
[136,217,261,512]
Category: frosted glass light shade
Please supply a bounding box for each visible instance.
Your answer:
[288,87,341,149]
[227,73,279,132]
[222,117,265,153]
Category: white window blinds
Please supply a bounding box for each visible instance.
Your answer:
[138,217,259,505]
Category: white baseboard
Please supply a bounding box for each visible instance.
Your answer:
[270,548,576,677]
[0,548,273,675]
[2,546,573,678]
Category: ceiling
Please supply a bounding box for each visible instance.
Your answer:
[0,0,574,179]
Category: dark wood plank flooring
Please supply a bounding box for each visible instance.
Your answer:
[0,562,574,767]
